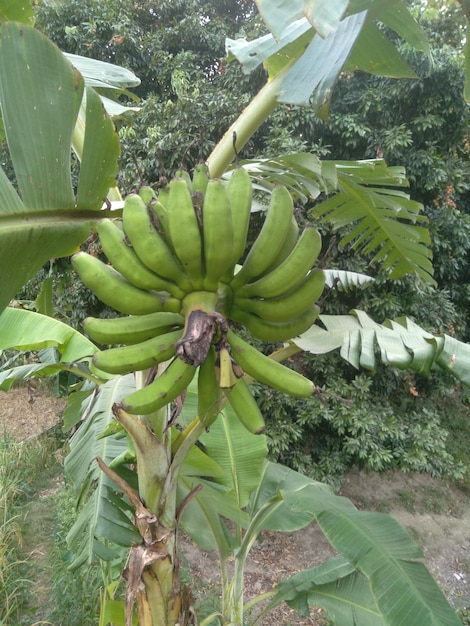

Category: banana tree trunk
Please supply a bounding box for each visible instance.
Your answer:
[98,401,202,626]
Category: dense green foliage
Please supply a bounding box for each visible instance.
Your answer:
[29,0,470,483]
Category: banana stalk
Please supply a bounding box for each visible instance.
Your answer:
[110,398,206,626]
[206,71,285,179]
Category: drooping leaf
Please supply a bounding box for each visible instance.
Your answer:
[0,23,81,209]
[0,307,100,390]
[272,12,367,115]
[65,375,140,569]
[0,307,98,360]
[254,0,349,40]
[64,53,141,91]
[285,570,383,624]
[316,509,461,625]
[345,23,418,78]
[231,0,422,114]
[263,561,381,624]
[283,485,460,625]
[295,311,470,386]
[379,2,431,56]
[226,19,312,76]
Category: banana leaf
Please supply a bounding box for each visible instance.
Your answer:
[0,307,100,390]
[0,23,120,313]
[323,269,375,290]
[178,389,267,555]
[280,484,461,625]
[295,311,470,385]
[65,375,141,569]
[230,0,429,115]
[0,0,34,22]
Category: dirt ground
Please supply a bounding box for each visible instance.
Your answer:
[1,388,469,624]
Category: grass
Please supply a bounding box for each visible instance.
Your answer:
[0,428,101,625]
[0,434,33,622]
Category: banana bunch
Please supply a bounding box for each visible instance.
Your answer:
[72,165,325,433]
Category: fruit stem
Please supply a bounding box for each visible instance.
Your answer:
[181,291,219,316]
[206,72,286,178]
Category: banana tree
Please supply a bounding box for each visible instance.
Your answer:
[0,1,468,625]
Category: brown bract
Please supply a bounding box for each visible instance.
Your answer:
[175,309,228,367]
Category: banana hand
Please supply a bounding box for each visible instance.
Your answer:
[202,179,234,291]
[224,376,265,435]
[197,346,222,428]
[122,193,192,292]
[168,177,204,288]
[97,218,184,298]
[225,167,252,274]
[230,305,320,342]
[233,269,325,323]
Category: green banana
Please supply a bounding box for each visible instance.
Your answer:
[92,328,183,375]
[138,185,157,205]
[167,177,204,287]
[218,346,237,389]
[83,312,184,346]
[236,227,322,299]
[202,179,234,291]
[97,218,184,298]
[157,183,170,208]
[197,346,221,428]
[230,185,294,289]
[225,167,252,270]
[226,328,315,397]
[230,304,320,342]
[121,357,197,415]
[150,199,173,248]
[233,269,325,323]
[175,168,193,192]
[71,252,181,316]
[122,193,192,292]
[192,163,209,196]
[263,214,299,274]
[224,376,265,435]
